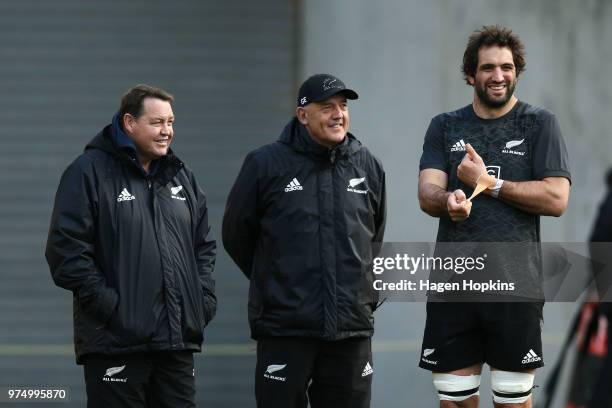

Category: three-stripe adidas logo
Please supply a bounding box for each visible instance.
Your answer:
[450,139,467,152]
[521,349,542,364]
[117,188,135,202]
[284,178,303,192]
[362,362,373,377]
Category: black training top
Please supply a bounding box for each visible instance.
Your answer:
[420,100,571,243]
[419,101,571,300]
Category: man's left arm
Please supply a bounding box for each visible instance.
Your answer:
[492,177,570,216]
[458,113,571,216]
[458,144,570,216]
[192,176,217,326]
[497,113,571,215]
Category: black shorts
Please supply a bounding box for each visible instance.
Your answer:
[256,337,372,408]
[419,302,544,372]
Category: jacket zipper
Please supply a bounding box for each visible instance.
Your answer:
[327,147,338,338]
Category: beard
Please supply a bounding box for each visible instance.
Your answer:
[475,79,516,109]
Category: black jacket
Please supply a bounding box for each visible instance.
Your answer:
[222,118,386,340]
[46,125,216,363]
[590,168,612,311]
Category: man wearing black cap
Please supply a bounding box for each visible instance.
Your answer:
[223,74,386,408]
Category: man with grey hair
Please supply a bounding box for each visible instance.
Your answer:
[223,74,386,408]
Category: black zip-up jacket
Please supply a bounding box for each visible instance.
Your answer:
[45,125,216,363]
[222,118,386,340]
[590,168,612,313]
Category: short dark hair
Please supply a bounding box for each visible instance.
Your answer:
[462,25,526,85]
[118,84,174,119]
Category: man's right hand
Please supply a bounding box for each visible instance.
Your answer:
[447,189,472,222]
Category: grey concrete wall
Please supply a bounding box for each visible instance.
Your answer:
[0,1,296,406]
[0,1,608,406]
[301,0,612,406]
[301,0,612,242]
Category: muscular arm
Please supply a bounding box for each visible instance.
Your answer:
[458,144,571,217]
[491,177,570,216]
[418,169,472,221]
[418,169,450,216]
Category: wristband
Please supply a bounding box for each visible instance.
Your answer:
[490,178,504,198]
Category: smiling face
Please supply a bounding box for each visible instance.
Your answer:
[468,45,517,109]
[296,94,349,147]
[123,97,174,170]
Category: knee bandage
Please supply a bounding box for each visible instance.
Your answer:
[432,373,481,402]
[490,370,534,404]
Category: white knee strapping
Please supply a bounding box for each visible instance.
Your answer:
[432,373,481,402]
[490,370,535,404]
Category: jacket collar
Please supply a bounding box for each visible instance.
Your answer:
[277,117,361,161]
[85,123,182,179]
[110,112,161,175]
[111,112,138,153]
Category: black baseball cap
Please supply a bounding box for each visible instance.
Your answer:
[297,74,359,107]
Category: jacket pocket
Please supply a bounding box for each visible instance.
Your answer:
[75,296,109,352]
[181,289,206,345]
[107,298,156,346]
